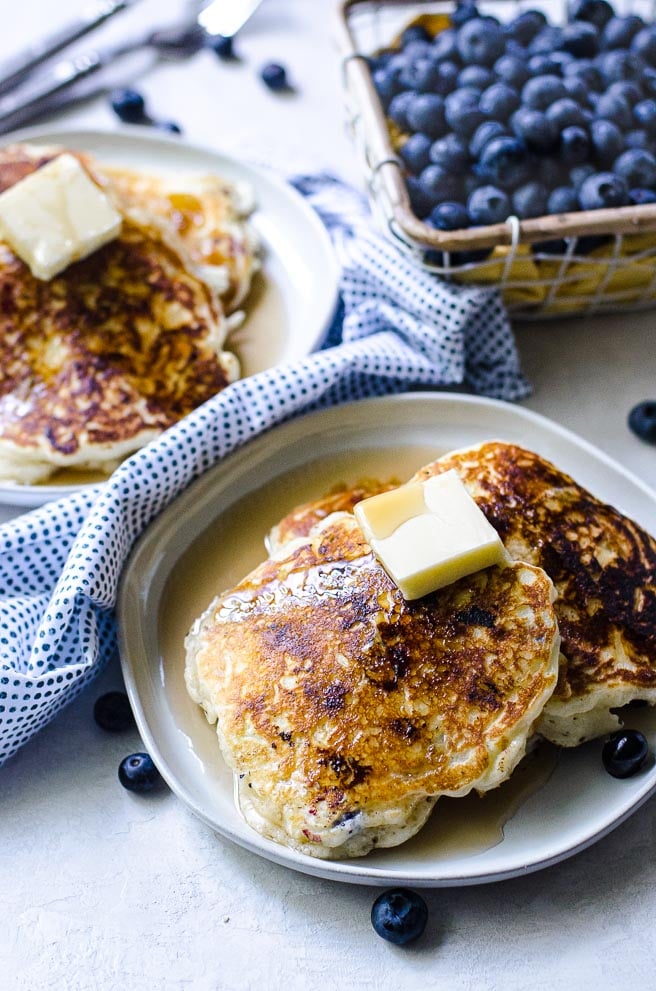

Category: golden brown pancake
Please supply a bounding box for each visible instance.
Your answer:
[185,511,559,859]
[412,442,656,746]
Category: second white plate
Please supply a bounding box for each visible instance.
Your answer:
[117,392,656,887]
[0,125,340,508]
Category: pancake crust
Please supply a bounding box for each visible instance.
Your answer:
[186,512,559,859]
[413,443,656,746]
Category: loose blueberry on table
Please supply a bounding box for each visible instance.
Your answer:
[93,691,135,733]
[371,888,428,945]
[110,88,148,124]
[260,63,292,92]
[369,1,656,248]
[118,752,165,793]
[628,400,656,443]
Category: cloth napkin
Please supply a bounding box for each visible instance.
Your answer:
[0,173,529,766]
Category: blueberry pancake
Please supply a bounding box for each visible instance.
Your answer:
[185,511,559,859]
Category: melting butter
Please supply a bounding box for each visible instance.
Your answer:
[354,469,507,600]
[0,153,122,280]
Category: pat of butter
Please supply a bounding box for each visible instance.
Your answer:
[354,469,507,600]
[0,153,122,280]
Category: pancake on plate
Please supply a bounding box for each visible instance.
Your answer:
[186,511,560,859]
[0,142,259,485]
[412,442,656,746]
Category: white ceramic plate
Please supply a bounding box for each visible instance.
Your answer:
[0,125,339,508]
[117,392,656,887]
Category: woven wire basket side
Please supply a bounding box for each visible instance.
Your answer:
[338,0,656,319]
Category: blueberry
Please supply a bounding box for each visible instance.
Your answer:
[595,92,634,130]
[522,75,567,111]
[260,62,291,92]
[563,59,604,91]
[561,21,600,59]
[371,888,428,945]
[388,91,416,130]
[546,98,588,131]
[569,0,613,31]
[527,54,564,77]
[479,82,520,122]
[630,187,656,204]
[372,67,402,108]
[478,136,531,189]
[579,171,630,209]
[118,752,164,793]
[429,200,470,230]
[512,180,548,218]
[399,132,432,174]
[504,10,546,47]
[625,130,652,151]
[628,400,656,443]
[419,164,462,203]
[429,133,469,170]
[511,107,558,153]
[602,729,650,778]
[110,88,147,123]
[528,26,563,56]
[211,34,235,59]
[467,184,510,224]
[406,93,446,139]
[93,691,135,732]
[469,120,507,159]
[562,77,590,106]
[401,40,433,61]
[634,99,656,137]
[155,120,183,135]
[631,26,656,67]
[401,24,432,45]
[601,15,644,51]
[432,27,459,62]
[614,149,656,189]
[598,50,642,84]
[444,87,486,138]
[569,163,596,188]
[547,186,580,213]
[642,67,656,100]
[494,54,530,90]
[399,58,441,93]
[590,118,624,167]
[607,80,643,107]
[456,18,505,66]
[458,64,494,90]
[451,2,480,28]
[433,60,460,95]
[406,176,435,218]
[561,126,590,166]
[537,155,568,190]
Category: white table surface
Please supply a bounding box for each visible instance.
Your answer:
[2,2,656,989]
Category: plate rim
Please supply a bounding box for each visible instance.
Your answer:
[0,123,340,509]
[116,391,656,886]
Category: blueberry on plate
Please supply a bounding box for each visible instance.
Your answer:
[628,400,656,443]
[406,93,446,139]
[614,149,656,189]
[118,752,164,793]
[631,26,656,67]
[93,691,135,732]
[400,132,432,174]
[560,126,590,166]
[429,200,470,230]
[493,54,530,90]
[512,180,548,219]
[429,132,469,170]
[467,184,510,225]
[503,9,546,47]
[561,21,600,59]
[601,14,644,51]
[634,100,656,137]
[511,108,558,154]
[109,88,147,123]
[570,0,613,31]
[479,82,520,122]
[547,185,580,213]
[630,187,656,204]
[371,888,428,945]
[522,75,567,112]
[602,729,650,778]
[456,17,505,67]
[579,171,630,210]
[469,120,507,159]
[477,136,531,189]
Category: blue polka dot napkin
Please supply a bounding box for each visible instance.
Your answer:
[0,173,528,764]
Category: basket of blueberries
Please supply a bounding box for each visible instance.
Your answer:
[338,0,656,317]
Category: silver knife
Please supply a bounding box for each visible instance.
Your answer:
[0,0,264,133]
[0,0,140,96]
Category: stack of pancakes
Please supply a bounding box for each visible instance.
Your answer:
[185,442,656,860]
[0,143,259,484]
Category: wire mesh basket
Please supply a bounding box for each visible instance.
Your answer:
[337,0,656,318]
